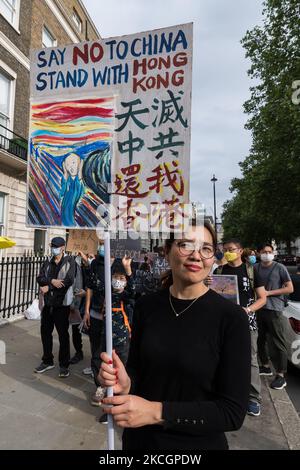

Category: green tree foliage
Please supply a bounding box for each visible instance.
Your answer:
[222,0,300,250]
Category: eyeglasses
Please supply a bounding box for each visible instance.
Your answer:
[175,241,215,259]
[224,247,240,253]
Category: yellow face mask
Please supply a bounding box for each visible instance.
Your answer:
[224,251,238,262]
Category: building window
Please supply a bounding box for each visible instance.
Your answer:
[34,229,46,255]
[42,26,57,48]
[0,69,13,139]
[0,0,20,29]
[0,193,5,236]
[72,9,82,32]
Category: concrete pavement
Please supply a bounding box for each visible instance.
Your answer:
[0,318,299,450]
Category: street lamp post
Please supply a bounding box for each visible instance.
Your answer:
[211,174,218,236]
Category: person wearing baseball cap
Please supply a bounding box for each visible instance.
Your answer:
[35,236,75,378]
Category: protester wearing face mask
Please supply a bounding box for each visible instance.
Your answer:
[35,237,75,378]
[242,248,257,266]
[92,257,135,424]
[255,243,294,390]
[214,239,266,417]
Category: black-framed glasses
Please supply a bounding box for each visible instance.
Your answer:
[175,241,215,259]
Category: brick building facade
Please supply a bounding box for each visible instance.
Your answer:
[0,0,100,256]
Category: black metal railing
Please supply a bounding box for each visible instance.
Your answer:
[0,124,28,161]
[0,256,47,319]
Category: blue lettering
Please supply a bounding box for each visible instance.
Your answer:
[142,35,153,55]
[112,64,128,84]
[105,39,117,59]
[93,67,109,86]
[58,48,66,65]
[131,38,141,57]
[49,50,61,67]
[159,32,173,53]
[55,70,66,89]
[116,40,128,59]
[173,30,188,51]
[37,50,47,68]
[77,69,88,87]
[36,72,47,91]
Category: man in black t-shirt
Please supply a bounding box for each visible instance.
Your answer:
[214,239,266,417]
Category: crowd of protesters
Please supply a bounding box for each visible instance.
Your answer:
[35,228,295,449]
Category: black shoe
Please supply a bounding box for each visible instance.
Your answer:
[270,375,286,390]
[69,352,83,365]
[99,413,108,424]
[58,367,70,378]
[34,362,55,374]
[259,366,273,376]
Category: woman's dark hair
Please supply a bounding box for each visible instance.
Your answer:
[161,219,217,289]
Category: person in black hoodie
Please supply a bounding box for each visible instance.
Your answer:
[35,237,75,378]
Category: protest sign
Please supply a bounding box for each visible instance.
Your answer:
[66,229,98,253]
[210,275,240,305]
[28,23,193,231]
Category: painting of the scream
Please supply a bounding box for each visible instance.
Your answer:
[28,97,114,227]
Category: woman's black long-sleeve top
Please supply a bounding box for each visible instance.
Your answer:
[123,288,251,450]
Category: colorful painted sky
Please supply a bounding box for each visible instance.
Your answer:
[28,97,114,227]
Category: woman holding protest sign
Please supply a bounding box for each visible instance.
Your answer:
[99,220,251,450]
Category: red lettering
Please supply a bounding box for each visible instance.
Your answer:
[173,52,187,67]
[146,76,156,89]
[156,72,169,89]
[172,70,184,86]
[148,58,158,70]
[133,58,147,76]
[73,44,89,66]
[90,42,104,63]
[157,55,171,70]
[133,76,146,93]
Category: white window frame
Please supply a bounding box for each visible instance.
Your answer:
[0,0,20,32]
[42,26,57,48]
[0,60,16,137]
[0,192,6,237]
[72,9,82,33]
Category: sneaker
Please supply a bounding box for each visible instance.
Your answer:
[247,401,261,417]
[82,367,94,377]
[259,366,273,376]
[58,367,70,378]
[34,362,55,374]
[270,375,286,390]
[69,352,83,365]
[91,386,106,406]
[99,413,108,424]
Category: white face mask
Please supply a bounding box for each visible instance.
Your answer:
[112,279,126,290]
[261,253,274,262]
[51,247,61,256]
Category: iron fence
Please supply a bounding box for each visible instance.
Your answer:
[0,256,47,319]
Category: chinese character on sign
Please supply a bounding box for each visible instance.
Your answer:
[114,164,149,198]
[146,160,185,196]
[151,90,188,128]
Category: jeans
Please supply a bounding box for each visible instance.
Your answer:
[41,305,70,368]
[256,308,288,373]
